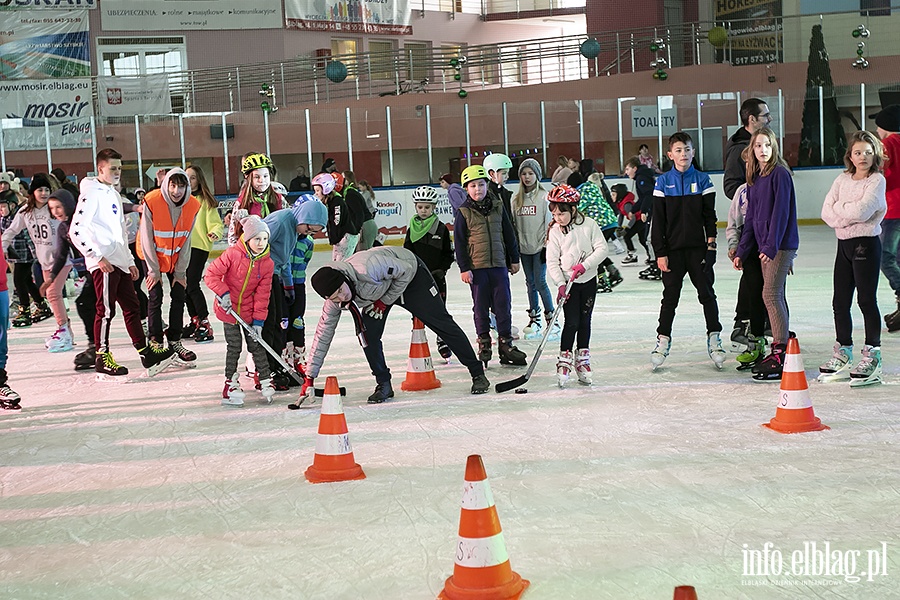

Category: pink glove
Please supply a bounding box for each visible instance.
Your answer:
[571,263,586,278]
[557,284,568,303]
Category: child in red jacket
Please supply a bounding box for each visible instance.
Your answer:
[204,216,275,406]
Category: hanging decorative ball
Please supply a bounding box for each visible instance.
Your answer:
[708,26,727,48]
[454,73,461,81]
[450,57,459,67]
[658,71,668,81]
[650,43,659,52]
[325,61,348,83]
[852,28,861,38]
[857,46,866,56]
[458,89,468,99]
[580,38,601,59]
[653,72,660,80]
[260,101,270,112]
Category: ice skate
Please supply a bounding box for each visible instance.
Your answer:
[31,300,52,322]
[12,311,31,328]
[477,334,492,368]
[46,324,74,353]
[436,337,452,362]
[192,318,214,343]
[544,311,561,342]
[139,340,176,377]
[0,369,20,409]
[182,317,198,339]
[736,337,766,371]
[596,275,612,294]
[498,337,527,366]
[885,298,900,333]
[258,378,276,402]
[73,343,96,371]
[470,373,489,394]
[650,334,671,371]
[817,344,852,383]
[95,351,129,380]
[751,343,786,382]
[707,331,726,370]
[169,339,197,368]
[606,265,623,288]
[638,264,662,280]
[622,252,638,264]
[368,380,394,404]
[730,320,751,352]
[849,345,882,388]
[612,238,626,255]
[575,348,592,385]
[222,374,245,407]
[522,309,543,340]
[556,350,574,388]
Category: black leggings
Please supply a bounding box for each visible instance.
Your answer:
[129,243,148,319]
[624,220,649,255]
[560,277,597,352]
[184,248,210,321]
[833,236,882,347]
[13,263,41,308]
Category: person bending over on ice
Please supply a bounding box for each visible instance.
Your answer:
[303,246,490,404]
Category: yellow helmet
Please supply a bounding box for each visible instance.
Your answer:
[241,153,274,175]
[460,165,489,186]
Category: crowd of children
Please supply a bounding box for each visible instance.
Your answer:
[2,108,899,407]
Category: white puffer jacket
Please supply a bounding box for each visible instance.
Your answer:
[546,214,608,287]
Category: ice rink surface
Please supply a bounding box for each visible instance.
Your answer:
[1,226,898,599]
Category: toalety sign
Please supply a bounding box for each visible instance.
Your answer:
[0,78,92,150]
[631,104,678,137]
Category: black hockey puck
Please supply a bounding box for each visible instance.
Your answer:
[515,388,527,394]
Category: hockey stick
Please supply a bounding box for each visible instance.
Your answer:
[225,307,346,397]
[495,253,586,394]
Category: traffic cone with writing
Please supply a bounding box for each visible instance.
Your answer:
[401,318,441,392]
[304,376,366,483]
[763,338,830,434]
[438,454,529,600]
[673,586,698,600]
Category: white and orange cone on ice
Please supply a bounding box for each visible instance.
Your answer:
[673,585,698,600]
[401,318,441,392]
[763,338,830,434]
[304,376,366,483]
[438,454,529,600]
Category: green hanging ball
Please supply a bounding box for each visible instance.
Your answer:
[708,26,727,48]
[659,71,668,81]
[852,29,861,38]
[579,38,601,59]
[260,101,270,111]
[458,89,468,99]
[261,82,269,91]
[650,43,659,52]
[325,61,348,83]
[857,47,865,56]
[450,57,459,67]
[454,73,461,81]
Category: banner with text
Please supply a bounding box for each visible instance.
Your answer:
[0,9,89,78]
[715,0,783,66]
[0,0,95,9]
[101,0,281,31]
[0,78,92,150]
[631,105,678,138]
[98,74,172,117]
[285,0,412,35]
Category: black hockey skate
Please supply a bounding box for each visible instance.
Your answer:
[885,304,900,333]
[471,373,490,394]
[32,300,52,322]
[12,312,31,328]
[73,343,96,371]
[138,341,176,377]
[96,351,129,377]
[368,380,394,404]
[606,266,623,288]
[498,337,527,366]
[193,318,214,343]
[751,343,786,382]
[0,369,20,409]
[169,339,197,367]
[477,334,492,368]
[638,265,662,280]
[182,318,197,339]
[597,275,612,294]
[436,336,452,361]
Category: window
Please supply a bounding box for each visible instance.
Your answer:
[403,42,430,82]
[97,37,187,112]
[332,38,359,80]
[369,40,396,81]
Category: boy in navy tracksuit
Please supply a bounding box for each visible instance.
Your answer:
[649,132,725,371]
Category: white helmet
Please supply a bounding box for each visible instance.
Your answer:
[482,153,512,173]
[411,185,439,204]
[271,181,288,196]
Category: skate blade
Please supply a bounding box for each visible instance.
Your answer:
[817,372,851,384]
[74,363,96,371]
[849,376,882,388]
[2,402,22,410]
[751,374,782,383]
[735,362,757,371]
[145,355,177,377]
[577,380,592,386]
[221,399,245,407]
[48,345,75,354]
[172,357,198,369]
[96,373,129,383]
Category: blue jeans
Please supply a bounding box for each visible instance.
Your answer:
[520,252,554,314]
[0,290,8,370]
[880,218,900,295]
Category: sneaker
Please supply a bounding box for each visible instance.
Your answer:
[96,351,129,377]
[849,345,882,388]
[222,375,245,406]
[817,344,852,383]
[368,380,394,404]
[575,348,592,385]
[651,335,671,371]
[470,373,490,394]
[258,378,276,402]
[556,350,574,388]
[707,331,726,370]
[169,339,197,363]
[622,253,638,264]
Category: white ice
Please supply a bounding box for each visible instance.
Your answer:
[1,226,898,599]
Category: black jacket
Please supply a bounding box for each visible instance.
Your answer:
[631,164,656,218]
[723,127,752,200]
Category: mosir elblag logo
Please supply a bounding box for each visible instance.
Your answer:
[742,541,889,585]
[106,88,123,105]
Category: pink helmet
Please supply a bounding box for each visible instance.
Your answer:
[312,172,335,195]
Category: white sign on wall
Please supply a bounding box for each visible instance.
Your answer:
[97,74,172,117]
[631,105,678,137]
[100,0,282,31]
[0,77,92,150]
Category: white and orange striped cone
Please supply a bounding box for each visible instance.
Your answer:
[401,317,441,392]
[763,338,830,434]
[304,376,366,483]
[673,585,698,600]
[438,455,529,600]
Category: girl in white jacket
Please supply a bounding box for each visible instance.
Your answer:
[818,130,887,387]
[546,184,608,387]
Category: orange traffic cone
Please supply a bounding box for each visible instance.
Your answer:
[439,455,529,600]
[401,318,441,392]
[304,376,366,483]
[763,338,830,434]
[673,585,698,600]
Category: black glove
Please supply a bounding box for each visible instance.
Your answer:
[702,248,717,273]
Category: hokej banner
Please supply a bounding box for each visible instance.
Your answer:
[285,0,412,35]
[0,77,92,150]
[0,9,89,78]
